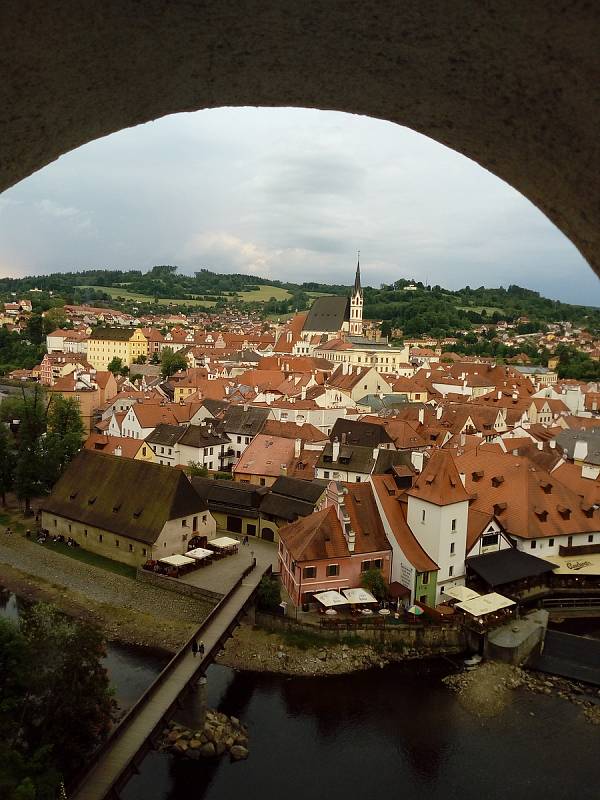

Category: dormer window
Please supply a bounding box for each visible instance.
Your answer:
[491,475,504,487]
[88,496,96,505]
[112,503,121,513]
[533,506,548,521]
[472,470,484,482]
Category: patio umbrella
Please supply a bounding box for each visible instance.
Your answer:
[407,605,424,616]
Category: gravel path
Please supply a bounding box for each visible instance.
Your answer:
[0,532,214,651]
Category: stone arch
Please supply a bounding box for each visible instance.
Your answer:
[1,3,599,273]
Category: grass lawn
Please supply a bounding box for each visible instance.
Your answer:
[35,538,137,579]
[236,285,292,302]
[77,286,216,307]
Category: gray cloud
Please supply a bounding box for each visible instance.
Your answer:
[0,107,597,305]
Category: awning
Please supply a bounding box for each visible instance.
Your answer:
[342,588,378,604]
[544,553,600,576]
[313,590,348,608]
[456,592,515,617]
[388,581,411,599]
[158,554,195,568]
[186,547,213,561]
[466,548,555,587]
[443,585,480,602]
[209,536,239,549]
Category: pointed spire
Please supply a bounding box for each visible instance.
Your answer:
[354,251,362,293]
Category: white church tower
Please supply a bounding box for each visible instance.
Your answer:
[349,257,363,336]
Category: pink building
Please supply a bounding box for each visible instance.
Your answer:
[278,481,392,607]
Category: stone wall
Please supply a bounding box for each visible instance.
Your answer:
[255,612,465,651]
[137,568,223,604]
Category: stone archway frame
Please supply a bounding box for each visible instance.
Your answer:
[1,2,599,274]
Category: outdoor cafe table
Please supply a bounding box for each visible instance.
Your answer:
[186,547,213,561]
[208,536,239,553]
[157,554,196,576]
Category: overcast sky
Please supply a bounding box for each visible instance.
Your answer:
[0,107,597,305]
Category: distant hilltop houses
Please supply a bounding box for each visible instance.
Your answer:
[2,261,600,637]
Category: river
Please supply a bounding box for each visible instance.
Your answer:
[2,590,599,800]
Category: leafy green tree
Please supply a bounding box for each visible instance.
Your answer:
[44,396,84,484]
[25,315,44,345]
[361,568,388,602]
[160,347,188,378]
[150,351,161,365]
[13,387,48,511]
[186,461,209,477]
[0,605,116,797]
[256,575,282,612]
[107,356,124,375]
[133,354,147,364]
[0,423,16,505]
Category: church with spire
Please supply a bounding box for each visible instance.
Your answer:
[301,256,363,339]
[275,256,409,367]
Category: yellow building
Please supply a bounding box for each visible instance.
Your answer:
[87,327,148,369]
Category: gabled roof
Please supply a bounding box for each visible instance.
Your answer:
[90,327,136,341]
[178,424,230,448]
[278,506,350,561]
[146,423,186,447]
[407,449,471,506]
[221,404,270,436]
[40,450,206,544]
[316,442,377,475]
[331,418,394,448]
[303,296,349,332]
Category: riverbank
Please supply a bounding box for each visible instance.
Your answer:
[215,622,461,675]
[0,526,214,652]
[443,660,600,723]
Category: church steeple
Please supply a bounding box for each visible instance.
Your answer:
[354,254,361,293]
[349,252,363,336]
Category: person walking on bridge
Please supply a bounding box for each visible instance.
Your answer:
[191,639,198,657]
[198,640,205,656]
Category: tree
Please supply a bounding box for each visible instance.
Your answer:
[44,396,84,484]
[256,575,281,612]
[0,423,16,505]
[150,351,161,365]
[133,354,146,364]
[186,461,209,477]
[13,387,48,511]
[0,605,116,797]
[160,347,188,378]
[25,315,44,345]
[361,568,388,602]
[107,356,124,375]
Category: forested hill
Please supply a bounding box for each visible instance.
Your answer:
[0,267,598,334]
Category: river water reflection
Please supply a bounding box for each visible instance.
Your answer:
[2,589,598,800]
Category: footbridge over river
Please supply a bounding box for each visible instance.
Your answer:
[69,561,271,800]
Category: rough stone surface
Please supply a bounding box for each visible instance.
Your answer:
[0,3,599,272]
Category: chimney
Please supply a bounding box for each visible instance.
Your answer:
[243,403,248,412]
[459,472,466,487]
[436,406,443,420]
[411,451,424,472]
[332,437,340,461]
[573,440,588,462]
[460,432,466,447]
[549,440,556,449]
[347,528,356,553]
[342,362,348,375]
[114,446,122,457]
[280,464,288,475]
[372,446,379,461]
[497,390,502,400]
[418,408,425,425]
[537,441,543,450]
[294,438,302,459]
[301,386,306,400]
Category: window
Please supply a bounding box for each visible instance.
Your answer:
[449,566,454,577]
[260,478,266,486]
[588,535,594,543]
[356,476,361,482]
[68,524,72,532]
[373,558,383,570]
[421,572,429,585]
[53,519,57,527]
[129,543,133,552]
[326,564,340,577]
[482,533,499,548]
[99,534,103,543]
[115,539,119,547]
[324,470,330,479]
[168,448,172,455]
[142,548,147,557]
[421,509,426,523]
[142,447,147,456]
[161,446,164,454]
[237,436,242,443]
[303,566,316,579]
[450,542,455,555]
[182,519,187,527]
[247,524,256,536]
[84,529,88,537]
[419,595,427,604]
[451,519,457,532]
[361,560,371,573]
[568,536,573,547]
[549,538,554,547]
[531,540,537,549]
[202,514,207,523]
